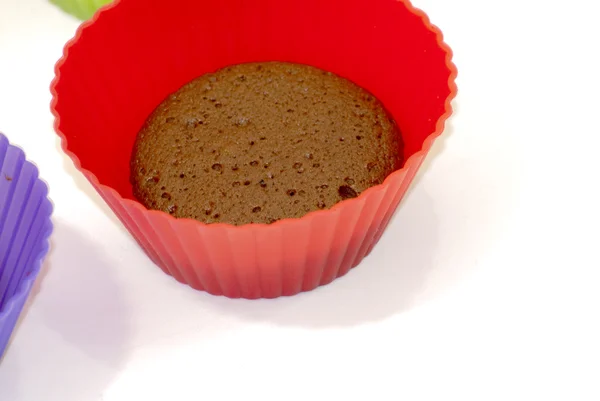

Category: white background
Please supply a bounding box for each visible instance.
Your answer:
[1,0,600,400]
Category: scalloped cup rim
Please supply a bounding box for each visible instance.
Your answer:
[50,0,458,231]
[0,135,54,320]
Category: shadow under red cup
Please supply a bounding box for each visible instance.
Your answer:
[51,0,457,299]
[0,133,53,359]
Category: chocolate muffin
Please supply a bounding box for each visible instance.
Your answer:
[131,62,403,225]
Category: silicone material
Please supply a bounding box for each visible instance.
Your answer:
[51,0,457,298]
[0,133,53,359]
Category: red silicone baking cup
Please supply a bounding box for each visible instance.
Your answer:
[51,0,457,298]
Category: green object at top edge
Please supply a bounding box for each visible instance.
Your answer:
[50,0,113,20]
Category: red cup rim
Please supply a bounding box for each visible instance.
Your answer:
[50,0,458,231]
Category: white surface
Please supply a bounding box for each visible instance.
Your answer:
[1,0,600,400]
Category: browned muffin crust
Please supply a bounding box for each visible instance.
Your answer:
[131,62,403,225]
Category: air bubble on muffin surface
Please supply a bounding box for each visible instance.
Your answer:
[131,61,404,225]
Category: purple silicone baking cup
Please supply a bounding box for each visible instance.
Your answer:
[0,132,53,360]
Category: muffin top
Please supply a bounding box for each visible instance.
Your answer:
[131,62,403,225]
